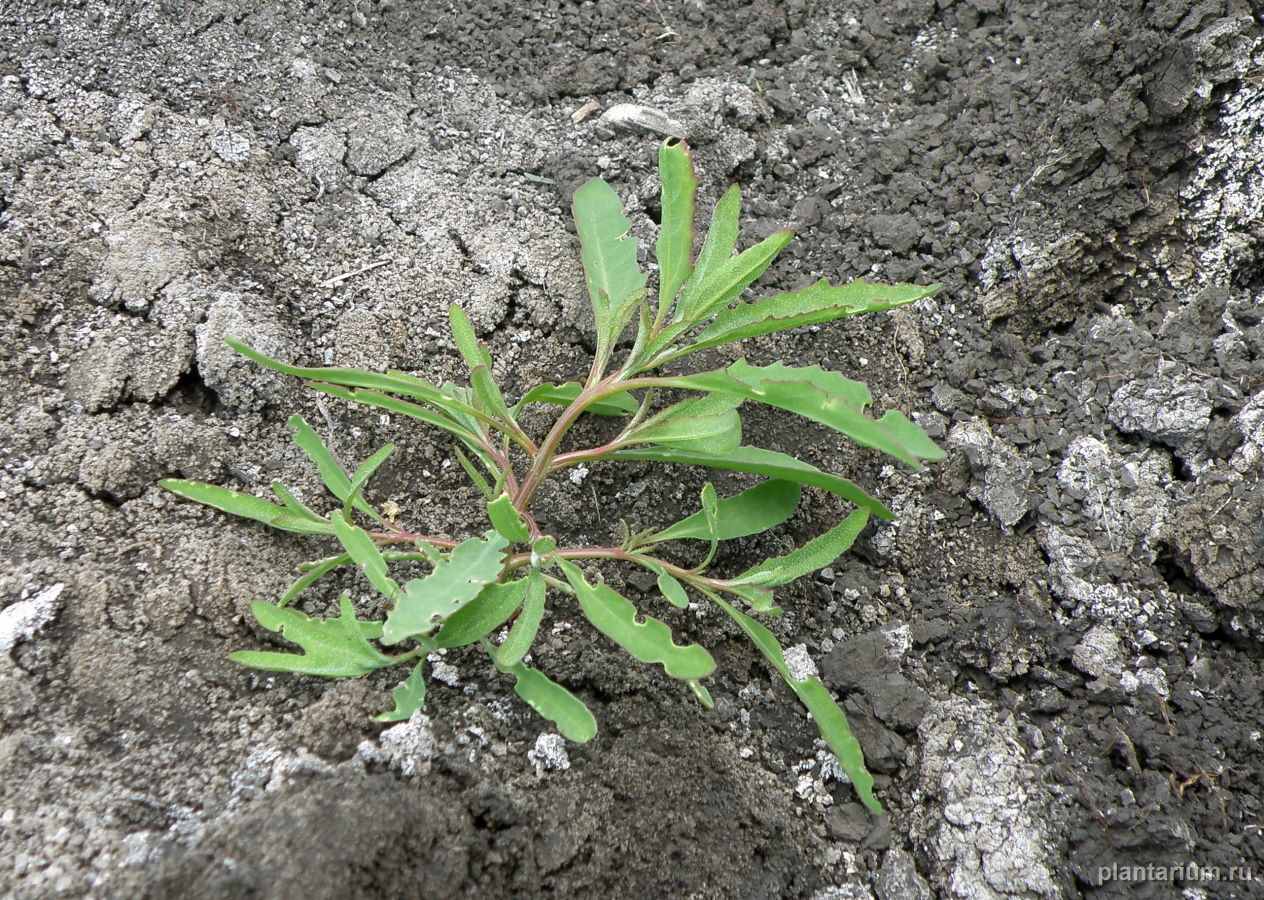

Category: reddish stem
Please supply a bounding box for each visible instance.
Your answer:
[370,531,459,549]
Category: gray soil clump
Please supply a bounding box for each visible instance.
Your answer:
[2,1,1262,897]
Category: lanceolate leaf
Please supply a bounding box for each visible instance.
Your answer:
[230,597,396,678]
[307,384,482,446]
[655,139,697,312]
[470,366,516,427]
[558,560,715,681]
[674,184,740,323]
[698,482,720,567]
[709,594,880,813]
[677,229,794,326]
[487,643,598,743]
[438,381,486,436]
[739,509,870,587]
[226,337,482,420]
[722,580,779,614]
[333,514,401,600]
[271,481,325,523]
[382,532,509,644]
[448,304,492,370]
[280,553,348,606]
[660,361,944,469]
[496,570,546,666]
[373,660,428,722]
[444,308,517,430]
[438,578,529,648]
[288,415,380,521]
[486,493,531,542]
[344,445,394,517]
[515,382,639,417]
[608,445,892,519]
[650,479,802,542]
[870,410,947,465]
[630,393,742,456]
[160,479,335,535]
[573,178,647,347]
[455,447,495,498]
[687,279,941,355]
[657,573,691,609]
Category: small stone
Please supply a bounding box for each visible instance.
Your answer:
[210,118,251,164]
[1071,625,1123,679]
[1,584,64,656]
[784,644,819,682]
[626,570,657,593]
[947,419,1033,529]
[875,847,932,900]
[1108,360,1212,450]
[823,802,871,842]
[597,103,688,139]
[358,713,435,777]
[529,733,570,776]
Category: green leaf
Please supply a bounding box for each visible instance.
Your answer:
[438,578,529,648]
[372,660,428,722]
[228,337,468,412]
[488,645,598,743]
[516,382,639,417]
[288,415,380,521]
[344,444,393,518]
[455,447,495,498]
[674,184,740,323]
[657,573,690,609]
[160,479,334,535]
[486,493,530,542]
[558,560,715,681]
[530,535,557,568]
[438,381,486,436]
[496,570,546,666]
[470,366,515,426]
[227,337,499,438]
[382,532,509,644]
[687,279,940,355]
[650,479,802,542]
[573,178,647,349]
[660,361,944,469]
[270,481,325,523]
[656,138,697,311]
[872,410,948,466]
[677,229,794,327]
[699,482,719,568]
[230,597,396,678]
[630,393,742,456]
[332,514,401,601]
[608,445,892,519]
[306,384,482,446]
[740,509,870,587]
[724,581,779,614]
[709,594,880,813]
[280,553,348,606]
[448,304,492,370]
[448,306,515,429]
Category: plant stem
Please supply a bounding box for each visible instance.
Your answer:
[370,531,459,549]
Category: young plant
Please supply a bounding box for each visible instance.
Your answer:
[162,139,942,813]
